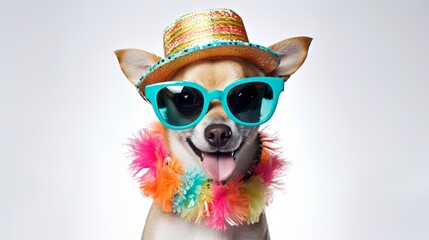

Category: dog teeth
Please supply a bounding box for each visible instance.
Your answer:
[232,151,237,161]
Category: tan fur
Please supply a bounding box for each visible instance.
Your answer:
[169,58,261,90]
[269,37,312,81]
[204,103,228,120]
[115,36,311,240]
[114,49,162,85]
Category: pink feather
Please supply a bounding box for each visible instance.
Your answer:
[254,155,286,188]
[129,129,168,182]
[205,183,229,230]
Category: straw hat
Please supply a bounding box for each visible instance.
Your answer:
[136,8,281,96]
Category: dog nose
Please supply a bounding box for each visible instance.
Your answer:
[204,124,232,147]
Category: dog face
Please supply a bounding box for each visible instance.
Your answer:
[166,58,264,181]
[115,37,312,181]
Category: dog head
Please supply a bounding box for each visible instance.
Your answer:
[115,37,311,181]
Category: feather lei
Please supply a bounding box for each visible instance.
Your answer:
[128,123,286,230]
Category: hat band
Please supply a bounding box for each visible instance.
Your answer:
[166,33,248,56]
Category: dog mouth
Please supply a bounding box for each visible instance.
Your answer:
[187,139,242,181]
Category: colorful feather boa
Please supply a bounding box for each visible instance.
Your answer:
[128,123,286,230]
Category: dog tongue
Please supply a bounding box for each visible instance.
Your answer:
[202,152,236,181]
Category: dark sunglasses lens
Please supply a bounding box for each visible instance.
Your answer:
[227,82,274,124]
[156,85,204,127]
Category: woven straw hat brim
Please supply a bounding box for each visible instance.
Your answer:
[136,40,280,98]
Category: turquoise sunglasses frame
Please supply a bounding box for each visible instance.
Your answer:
[145,77,284,130]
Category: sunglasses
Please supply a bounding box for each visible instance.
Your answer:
[145,77,284,130]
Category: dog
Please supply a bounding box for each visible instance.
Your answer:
[115,9,311,240]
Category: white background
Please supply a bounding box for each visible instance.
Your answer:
[1,0,428,239]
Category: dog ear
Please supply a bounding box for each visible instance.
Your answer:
[114,49,162,86]
[269,37,312,81]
